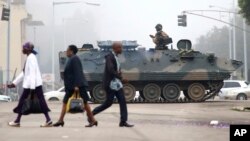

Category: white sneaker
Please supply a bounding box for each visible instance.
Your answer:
[8,121,20,127]
[40,121,53,127]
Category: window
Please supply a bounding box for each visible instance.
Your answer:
[223,82,241,88]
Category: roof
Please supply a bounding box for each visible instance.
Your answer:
[97,40,139,49]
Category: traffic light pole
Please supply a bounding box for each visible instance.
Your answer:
[182,11,250,33]
[182,9,249,81]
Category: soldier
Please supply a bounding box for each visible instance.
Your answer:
[150,24,170,49]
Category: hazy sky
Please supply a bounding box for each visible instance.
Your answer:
[26,0,238,47]
[24,0,239,75]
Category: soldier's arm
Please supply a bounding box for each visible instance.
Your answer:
[149,35,155,38]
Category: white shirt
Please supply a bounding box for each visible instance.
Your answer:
[13,53,43,89]
[110,51,123,90]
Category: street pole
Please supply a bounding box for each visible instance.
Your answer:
[209,2,239,79]
[233,0,236,60]
[52,1,100,90]
[52,3,55,91]
[209,5,234,62]
[228,13,232,60]
[5,0,11,96]
[232,0,237,78]
[63,19,66,50]
[243,19,248,81]
[228,13,233,80]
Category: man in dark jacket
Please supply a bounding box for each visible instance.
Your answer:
[53,45,97,127]
[92,42,134,127]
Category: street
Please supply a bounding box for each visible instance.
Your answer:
[0,100,250,141]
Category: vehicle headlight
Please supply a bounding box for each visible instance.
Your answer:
[3,98,9,101]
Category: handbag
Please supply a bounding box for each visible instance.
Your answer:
[21,90,43,115]
[67,92,84,114]
[110,78,123,91]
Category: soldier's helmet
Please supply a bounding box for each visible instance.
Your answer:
[155,24,163,31]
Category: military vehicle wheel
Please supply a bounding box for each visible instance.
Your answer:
[183,90,191,100]
[188,83,205,101]
[123,84,136,102]
[162,83,181,102]
[92,84,106,103]
[143,83,161,102]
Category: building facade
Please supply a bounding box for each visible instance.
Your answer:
[0,0,28,85]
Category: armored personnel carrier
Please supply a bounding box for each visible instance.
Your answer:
[59,39,242,103]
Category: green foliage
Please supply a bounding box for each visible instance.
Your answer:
[195,26,230,58]
[194,16,250,79]
[239,0,250,24]
[195,16,250,60]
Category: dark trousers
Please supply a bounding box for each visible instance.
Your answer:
[92,88,128,122]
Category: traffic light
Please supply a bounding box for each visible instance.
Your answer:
[178,14,187,27]
[1,7,10,21]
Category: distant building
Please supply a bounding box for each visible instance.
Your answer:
[0,0,28,83]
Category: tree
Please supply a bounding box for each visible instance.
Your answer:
[194,26,230,58]
[238,0,250,24]
[194,15,250,80]
[195,16,250,61]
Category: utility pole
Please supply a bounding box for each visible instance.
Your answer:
[232,0,237,78]
[5,0,11,95]
[52,1,100,90]
[182,8,250,80]
[228,13,232,60]
[243,19,248,81]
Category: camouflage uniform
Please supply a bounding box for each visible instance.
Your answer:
[151,24,170,50]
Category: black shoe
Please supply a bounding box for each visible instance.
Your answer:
[85,121,98,127]
[119,122,134,127]
[53,121,64,127]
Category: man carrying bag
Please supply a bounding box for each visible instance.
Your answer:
[92,42,134,127]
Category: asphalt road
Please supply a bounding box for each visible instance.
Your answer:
[0,100,250,141]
